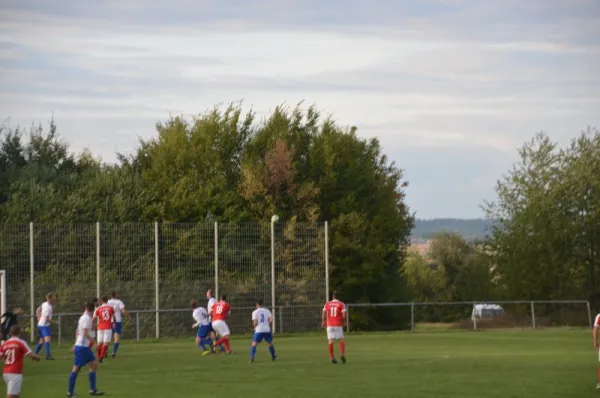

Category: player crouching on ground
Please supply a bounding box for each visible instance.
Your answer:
[250,301,277,363]
[0,325,40,398]
[190,300,214,355]
[68,302,104,396]
[212,295,233,354]
[322,291,347,364]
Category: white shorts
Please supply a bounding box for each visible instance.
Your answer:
[212,320,230,337]
[3,373,23,395]
[326,326,344,340]
[97,329,112,344]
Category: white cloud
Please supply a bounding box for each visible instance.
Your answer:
[0,0,598,218]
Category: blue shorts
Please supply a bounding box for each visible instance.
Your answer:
[74,346,96,367]
[38,326,51,338]
[197,325,211,339]
[112,322,123,335]
[252,332,273,343]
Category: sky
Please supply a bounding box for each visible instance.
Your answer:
[0,0,598,218]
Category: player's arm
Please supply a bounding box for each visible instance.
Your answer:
[321,307,327,327]
[192,312,201,328]
[252,313,258,330]
[35,306,41,322]
[121,303,131,320]
[594,324,599,350]
[25,348,40,362]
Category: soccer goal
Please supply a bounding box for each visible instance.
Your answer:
[0,270,6,316]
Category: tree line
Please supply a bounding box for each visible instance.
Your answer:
[1,104,597,329]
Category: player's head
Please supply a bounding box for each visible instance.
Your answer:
[220,294,227,302]
[111,291,118,299]
[101,296,109,303]
[46,292,56,303]
[84,302,95,313]
[332,291,338,300]
[256,300,263,308]
[206,289,213,299]
[9,324,21,337]
[189,299,198,309]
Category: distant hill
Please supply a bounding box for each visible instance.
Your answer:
[411,218,495,241]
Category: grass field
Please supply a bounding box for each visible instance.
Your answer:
[19,329,597,397]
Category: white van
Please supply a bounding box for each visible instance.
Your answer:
[471,303,504,321]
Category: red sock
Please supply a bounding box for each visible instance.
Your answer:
[215,336,227,346]
[340,341,345,356]
[223,338,231,353]
[97,345,102,358]
[101,344,108,358]
[328,343,334,359]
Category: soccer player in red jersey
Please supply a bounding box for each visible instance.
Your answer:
[212,295,233,354]
[93,296,115,363]
[0,325,40,398]
[322,291,347,364]
[593,313,600,389]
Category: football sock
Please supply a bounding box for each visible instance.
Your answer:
[68,372,78,394]
[101,344,109,358]
[97,345,102,358]
[340,341,346,356]
[328,343,334,359]
[250,345,257,360]
[45,342,52,357]
[113,342,120,355]
[269,345,276,359]
[35,343,43,354]
[223,338,231,352]
[89,371,97,391]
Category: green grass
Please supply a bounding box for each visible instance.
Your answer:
[19,329,597,397]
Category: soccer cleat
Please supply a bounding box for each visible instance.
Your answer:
[111,354,115,358]
[201,350,212,356]
[89,390,104,396]
[596,383,600,390]
[249,359,254,363]
[66,393,77,397]
[46,356,55,360]
[331,358,338,364]
[272,356,277,361]
[341,356,346,363]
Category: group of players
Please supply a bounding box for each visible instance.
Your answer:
[0,289,348,397]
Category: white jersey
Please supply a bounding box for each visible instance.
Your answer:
[192,307,209,327]
[207,297,216,321]
[38,302,53,326]
[252,307,272,333]
[75,312,93,347]
[108,299,125,322]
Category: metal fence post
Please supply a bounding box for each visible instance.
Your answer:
[58,314,62,346]
[278,307,283,334]
[155,222,160,339]
[325,221,329,303]
[346,305,351,333]
[96,222,100,298]
[531,301,536,329]
[214,222,219,299]
[410,303,415,332]
[587,301,592,328]
[270,219,277,334]
[29,222,35,343]
[136,312,140,342]
[474,315,477,331]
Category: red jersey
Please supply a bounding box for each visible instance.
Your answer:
[323,300,346,327]
[94,304,115,330]
[212,301,231,321]
[0,337,31,374]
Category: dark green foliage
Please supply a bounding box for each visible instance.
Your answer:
[0,104,414,331]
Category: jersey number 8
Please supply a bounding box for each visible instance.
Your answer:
[215,305,223,314]
[260,314,265,323]
[102,310,111,321]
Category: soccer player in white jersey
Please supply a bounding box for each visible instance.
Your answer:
[190,300,214,355]
[34,293,56,360]
[206,289,225,352]
[107,291,129,358]
[250,300,277,362]
[67,302,104,397]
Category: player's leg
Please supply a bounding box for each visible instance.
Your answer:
[34,328,43,354]
[87,358,103,395]
[265,333,277,360]
[250,333,261,362]
[597,351,600,389]
[111,322,122,357]
[337,327,346,363]
[39,327,53,359]
[326,327,337,363]
[67,351,82,397]
[213,321,232,353]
